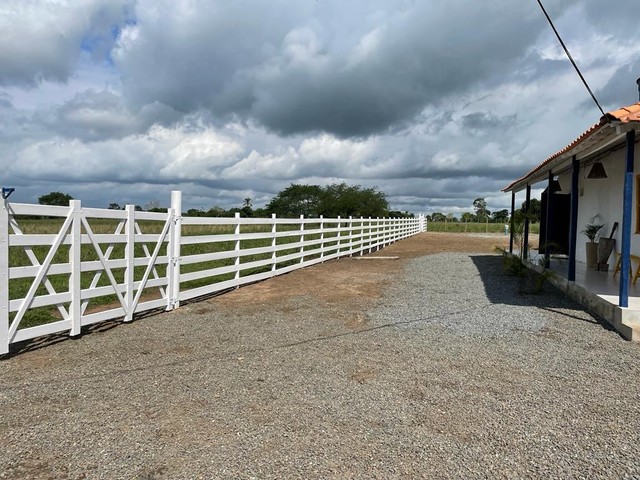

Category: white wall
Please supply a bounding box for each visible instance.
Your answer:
[556,142,640,264]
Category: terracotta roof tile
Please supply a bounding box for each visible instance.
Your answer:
[605,102,640,123]
[503,101,640,192]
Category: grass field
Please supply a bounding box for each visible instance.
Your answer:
[426,221,540,235]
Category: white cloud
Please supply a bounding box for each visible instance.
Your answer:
[0,0,133,86]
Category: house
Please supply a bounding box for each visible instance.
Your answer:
[503,87,640,340]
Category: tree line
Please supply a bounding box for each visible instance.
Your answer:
[426,197,541,224]
[37,190,541,222]
[37,183,415,219]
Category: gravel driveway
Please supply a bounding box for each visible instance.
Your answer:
[1,233,639,479]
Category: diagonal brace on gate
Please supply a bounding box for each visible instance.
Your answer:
[8,212,74,341]
[130,213,172,314]
[80,216,129,314]
[8,213,70,321]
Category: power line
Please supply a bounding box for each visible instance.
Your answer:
[535,0,607,119]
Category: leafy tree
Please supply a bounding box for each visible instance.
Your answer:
[38,191,73,206]
[319,183,388,218]
[252,207,267,218]
[185,208,206,217]
[473,197,491,222]
[206,206,227,217]
[266,182,389,218]
[266,184,324,217]
[460,212,475,222]
[388,210,414,218]
[108,203,122,210]
[431,212,446,222]
[491,209,509,223]
[520,198,541,223]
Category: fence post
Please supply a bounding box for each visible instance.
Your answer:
[392,216,397,243]
[170,190,182,309]
[348,216,353,255]
[69,199,82,336]
[319,215,325,260]
[124,205,135,321]
[384,217,388,247]
[359,216,364,255]
[299,215,305,263]
[0,198,9,354]
[337,216,341,253]
[271,213,277,271]
[234,212,241,286]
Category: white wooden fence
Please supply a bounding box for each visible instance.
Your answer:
[0,191,425,354]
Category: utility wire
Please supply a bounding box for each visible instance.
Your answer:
[535,0,608,119]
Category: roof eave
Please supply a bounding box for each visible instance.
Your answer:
[502,122,636,194]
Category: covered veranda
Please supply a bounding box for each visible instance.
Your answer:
[504,102,640,340]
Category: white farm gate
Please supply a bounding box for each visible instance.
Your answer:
[0,191,425,354]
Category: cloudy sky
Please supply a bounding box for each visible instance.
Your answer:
[1,0,639,215]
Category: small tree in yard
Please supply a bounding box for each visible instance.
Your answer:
[38,191,73,206]
[473,197,491,222]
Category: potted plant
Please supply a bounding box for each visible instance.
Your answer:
[582,223,603,268]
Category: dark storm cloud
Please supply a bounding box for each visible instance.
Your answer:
[114,0,577,138]
[460,113,518,134]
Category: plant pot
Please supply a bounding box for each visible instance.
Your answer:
[586,242,598,268]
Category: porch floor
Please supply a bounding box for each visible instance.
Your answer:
[546,256,640,310]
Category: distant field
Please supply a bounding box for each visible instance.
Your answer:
[426,221,540,235]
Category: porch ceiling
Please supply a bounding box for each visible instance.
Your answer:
[504,102,640,193]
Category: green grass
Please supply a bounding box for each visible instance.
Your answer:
[7,217,380,330]
[427,221,540,235]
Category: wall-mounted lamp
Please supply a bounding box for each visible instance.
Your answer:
[587,161,607,179]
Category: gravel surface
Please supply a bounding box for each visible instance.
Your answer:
[1,248,639,479]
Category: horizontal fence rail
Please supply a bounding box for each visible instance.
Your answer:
[0,191,425,354]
